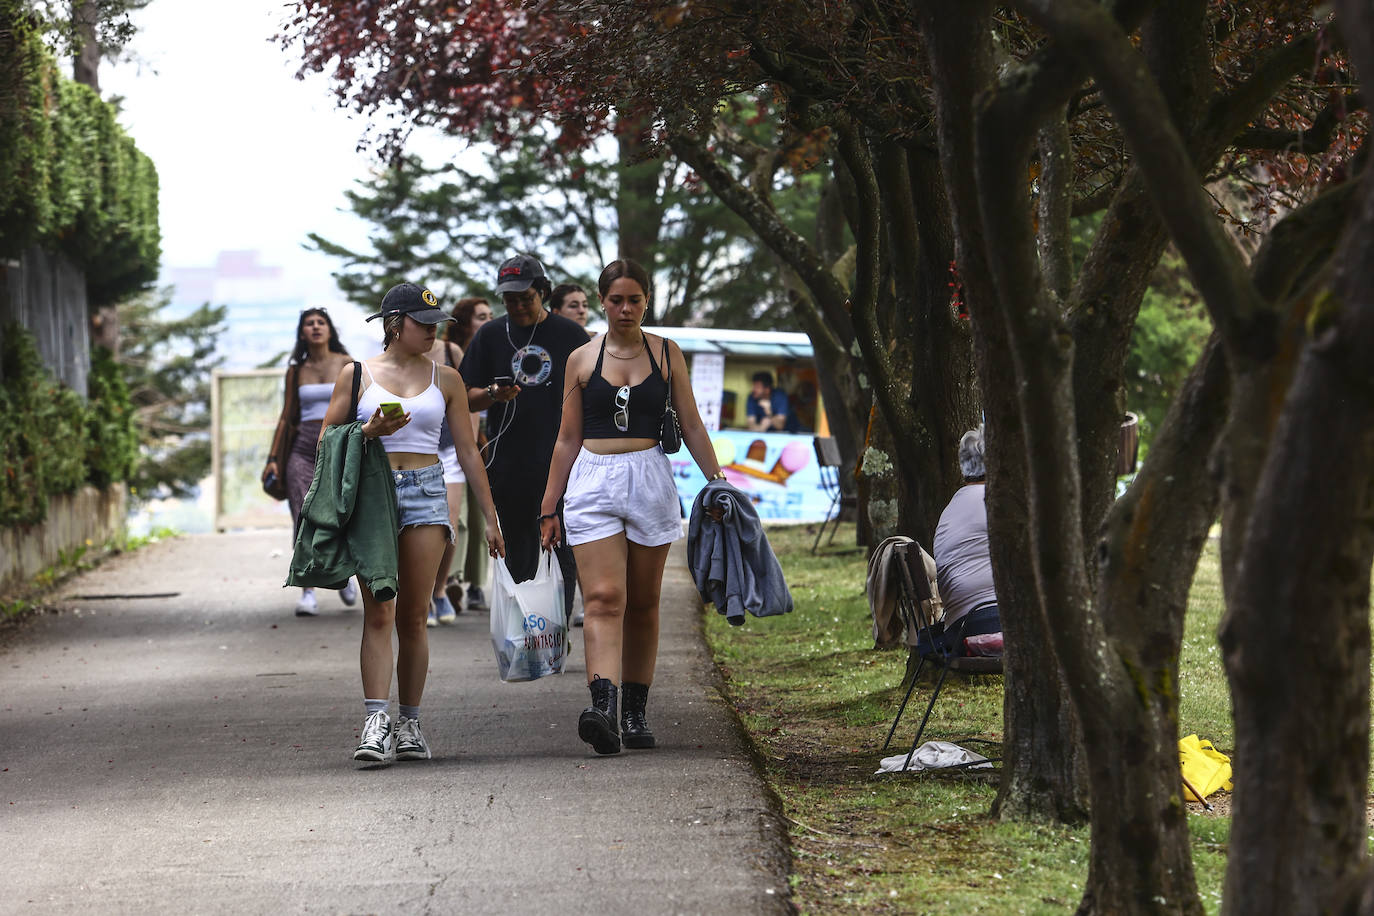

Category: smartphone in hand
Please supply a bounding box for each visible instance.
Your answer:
[379,401,404,418]
[491,376,514,388]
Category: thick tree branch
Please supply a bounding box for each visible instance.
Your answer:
[1099,333,1228,643]
[668,131,851,347]
[976,79,1103,678]
[1015,0,1271,366]
[1037,111,1075,300]
[1200,28,1324,156]
[830,116,901,392]
[1250,176,1364,307]
[1235,90,1362,153]
[993,0,1157,130]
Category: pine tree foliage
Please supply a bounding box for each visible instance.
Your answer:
[309,128,815,329]
[116,289,226,501]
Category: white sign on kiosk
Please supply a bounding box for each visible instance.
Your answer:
[690,352,725,432]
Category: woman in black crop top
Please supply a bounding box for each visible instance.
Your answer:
[539,259,729,756]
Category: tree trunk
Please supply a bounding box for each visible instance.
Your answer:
[1219,323,1374,913]
[1218,33,1374,896]
[836,127,978,541]
[72,0,100,90]
[916,0,1091,825]
[616,124,667,320]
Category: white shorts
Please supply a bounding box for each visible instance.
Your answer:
[563,446,683,547]
[438,444,466,485]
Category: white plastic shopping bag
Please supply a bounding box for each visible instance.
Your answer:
[490,552,568,682]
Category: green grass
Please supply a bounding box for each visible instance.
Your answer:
[704,524,1244,914]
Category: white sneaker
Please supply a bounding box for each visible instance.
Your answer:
[395,717,431,760]
[353,711,395,763]
[339,578,358,607]
[295,590,318,617]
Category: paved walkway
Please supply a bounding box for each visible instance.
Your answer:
[2,530,791,914]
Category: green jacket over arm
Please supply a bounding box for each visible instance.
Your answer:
[286,421,399,601]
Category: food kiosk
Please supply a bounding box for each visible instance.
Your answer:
[637,325,832,522]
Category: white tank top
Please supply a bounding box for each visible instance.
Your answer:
[355,361,446,454]
[297,382,334,423]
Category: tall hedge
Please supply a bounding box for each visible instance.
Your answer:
[0,2,160,305]
[0,325,139,526]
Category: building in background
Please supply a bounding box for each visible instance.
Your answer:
[167,250,377,370]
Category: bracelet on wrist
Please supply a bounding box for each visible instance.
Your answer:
[537,512,558,522]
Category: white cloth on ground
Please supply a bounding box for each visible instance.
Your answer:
[875,740,992,774]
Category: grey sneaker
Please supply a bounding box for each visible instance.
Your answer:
[395,717,431,760]
[466,584,488,611]
[353,711,395,763]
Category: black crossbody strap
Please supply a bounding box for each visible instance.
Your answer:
[348,361,361,420]
[288,364,302,426]
[662,338,672,407]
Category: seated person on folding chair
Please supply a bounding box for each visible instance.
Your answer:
[933,426,1000,656]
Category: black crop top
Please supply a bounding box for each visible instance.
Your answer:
[582,336,671,439]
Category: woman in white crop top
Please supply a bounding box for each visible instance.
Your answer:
[264,308,357,617]
[318,282,505,767]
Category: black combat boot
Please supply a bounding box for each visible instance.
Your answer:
[620,681,656,749]
[578,676,620,755]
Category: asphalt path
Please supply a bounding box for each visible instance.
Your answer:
[1,530,792,914]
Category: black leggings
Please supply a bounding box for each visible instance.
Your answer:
[491,477,577,613]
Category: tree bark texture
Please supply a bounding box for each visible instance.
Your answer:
[1009,1,1373,912]
[72,0,100,90]
[915,1,1091,824]
[669,129,972,542]
[1219,5,1374,910]
[616,127,667,319]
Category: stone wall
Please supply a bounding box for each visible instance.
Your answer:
[0,484,127,595]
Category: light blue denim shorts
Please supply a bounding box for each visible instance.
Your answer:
[392,463,453,542]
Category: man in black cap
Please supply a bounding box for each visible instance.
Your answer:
[459,255,587,607]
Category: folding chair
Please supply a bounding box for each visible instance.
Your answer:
[811,436,854,553]
[880,542,1002,771]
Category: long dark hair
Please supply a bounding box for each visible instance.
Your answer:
[597,259,652,300]
[289,308,349,365]
[449,296,489,348]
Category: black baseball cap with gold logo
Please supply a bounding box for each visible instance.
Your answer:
[366,283,452,324]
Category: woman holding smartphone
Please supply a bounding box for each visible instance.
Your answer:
[538,259,726,755]
[318,282,505,765]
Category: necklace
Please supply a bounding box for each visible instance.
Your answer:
[504,315,540,352]
[605,334,646,360]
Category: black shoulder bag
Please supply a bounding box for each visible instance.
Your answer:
[263,365,299,501]
[659,339,682,454]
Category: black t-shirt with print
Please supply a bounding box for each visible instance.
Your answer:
[458,311,590,484]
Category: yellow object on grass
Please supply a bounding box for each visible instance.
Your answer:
[1180,734,1233,802]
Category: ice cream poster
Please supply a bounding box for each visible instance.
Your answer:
[669,431,831,522]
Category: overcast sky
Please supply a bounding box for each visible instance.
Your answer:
[101,1,455,302]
